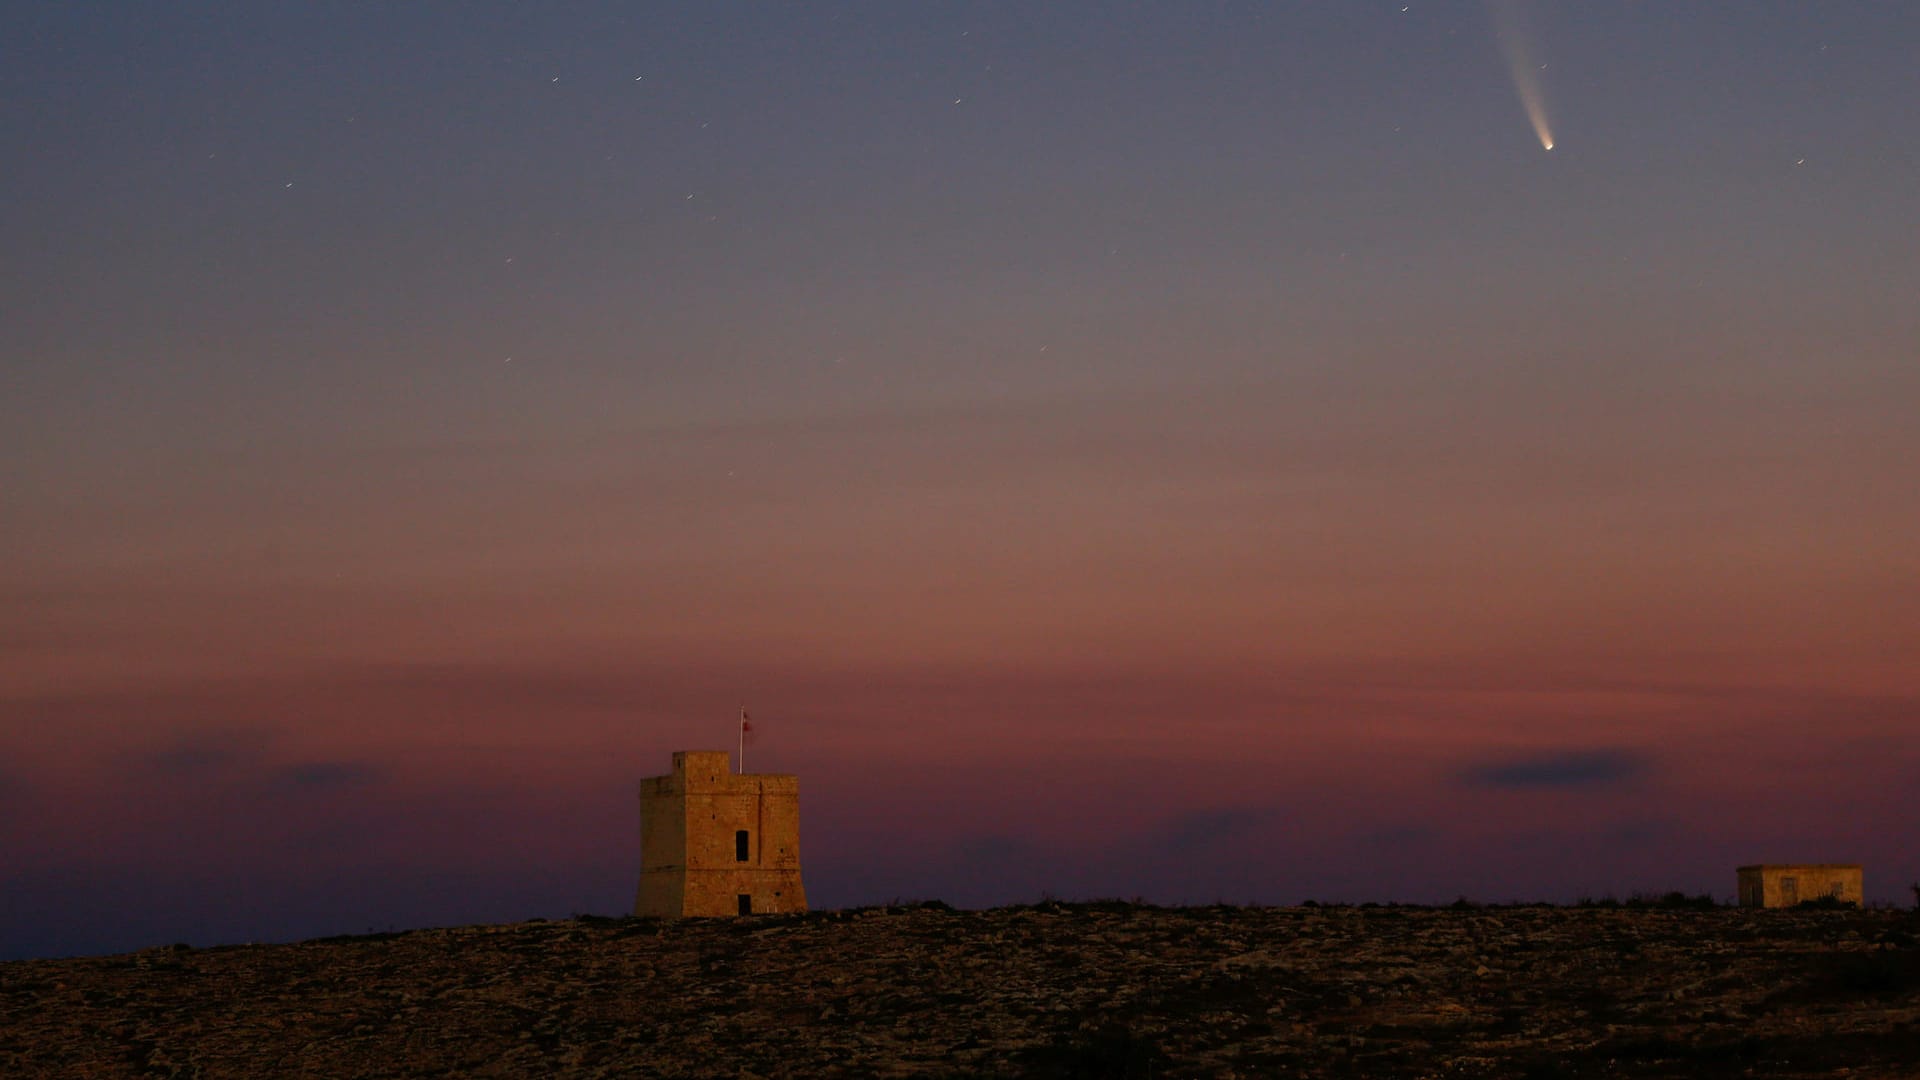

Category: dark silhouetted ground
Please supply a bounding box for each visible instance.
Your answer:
[5,902,1919,1077]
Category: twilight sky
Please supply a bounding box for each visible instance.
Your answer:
[4,2,1918,958]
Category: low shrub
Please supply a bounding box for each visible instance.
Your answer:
[1625,891,1719,910]
[1012,1025,1168,1079]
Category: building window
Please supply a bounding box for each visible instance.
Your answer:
[735,830,750,862]
[738,894,752,916]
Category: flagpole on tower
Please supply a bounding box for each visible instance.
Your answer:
[738,704,747,774]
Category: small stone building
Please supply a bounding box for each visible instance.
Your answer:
[634,750,807,917]
[1736,864,1862,908]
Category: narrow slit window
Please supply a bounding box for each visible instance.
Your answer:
[736,830,750,862]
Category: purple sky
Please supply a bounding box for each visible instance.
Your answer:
[4,2,1918,958]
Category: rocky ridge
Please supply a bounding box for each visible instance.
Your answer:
[4,902,1919,1077]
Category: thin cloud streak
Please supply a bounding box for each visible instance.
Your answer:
[1461,749,1649,789]
[274,763,382,792]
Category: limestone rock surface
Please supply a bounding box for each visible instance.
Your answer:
[5,903,1919,1077]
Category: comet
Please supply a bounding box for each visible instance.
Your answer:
[1487,0,1554,151]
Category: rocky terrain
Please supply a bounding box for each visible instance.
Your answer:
[4,901,1919,1078]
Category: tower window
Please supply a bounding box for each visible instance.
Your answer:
[738,894,752,916]
[736,830,750,862]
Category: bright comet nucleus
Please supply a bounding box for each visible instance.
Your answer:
[1486,0,1555,152]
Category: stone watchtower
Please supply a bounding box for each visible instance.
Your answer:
[634,751,807,917]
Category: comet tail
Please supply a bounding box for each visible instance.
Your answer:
[1487,0,1555,152]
